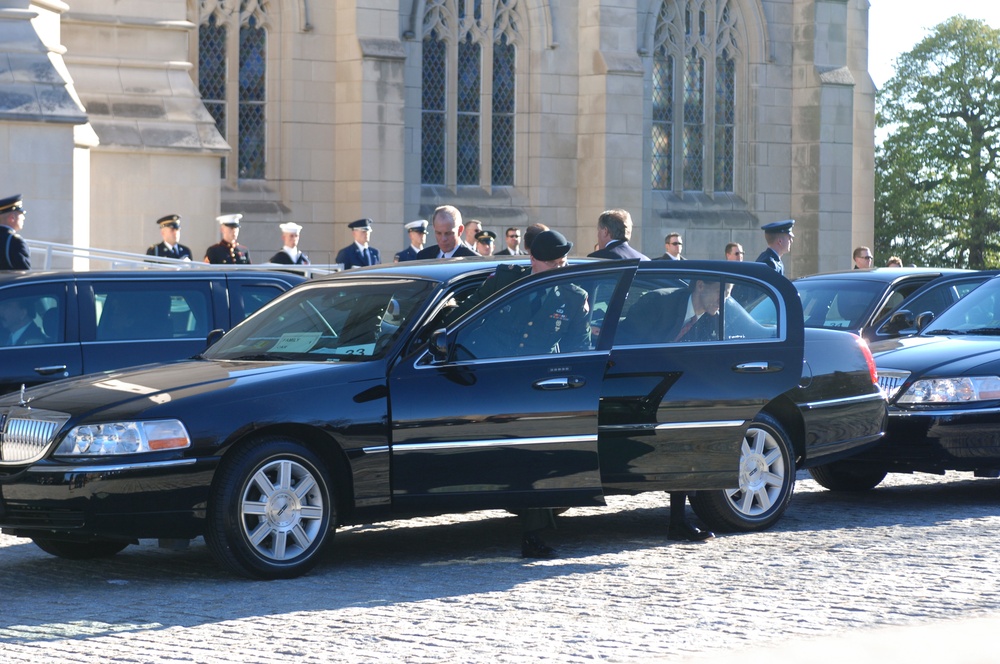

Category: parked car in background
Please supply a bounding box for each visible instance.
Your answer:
[0,259,885,578]
[0,270,305,394]
[875,270,1000,338]
[807,274,1000,491]
[748,267,968,343]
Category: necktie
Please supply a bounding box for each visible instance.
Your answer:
[363,248,371,265]
[674,315,698,342]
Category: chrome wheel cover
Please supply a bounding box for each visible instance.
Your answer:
[239,458,326,562]
[725,426,787,517]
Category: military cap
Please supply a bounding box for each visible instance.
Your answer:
[475,230,496,243]
[761,219,795,235]
[348,218,373,230]
[405,219,429,234]
[156,214,181,229]
[530,230,573,261]
[217,213,242,227]
[0,194,23,214]
[279,222,303,234]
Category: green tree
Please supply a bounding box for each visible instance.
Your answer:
[876,16,1000,269]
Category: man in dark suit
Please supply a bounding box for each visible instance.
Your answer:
[755,219,795,276]
[588,209,649,260]
[0,194,30,271]
[494,227,526,255]
[336,218,381,269]
[146,214,193,261]
[0,297,46,346]
[394,220,428,262]
[204,214,251,264]
[415,205,478,259]
[269,222,310,265]
[657,232,684,260]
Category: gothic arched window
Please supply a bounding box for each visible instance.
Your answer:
[198,0,270,181]
[421,0,522,188]
[652,0,741,194]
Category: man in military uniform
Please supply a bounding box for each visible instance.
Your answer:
[269,222,310,265]
[0,194,30,271]
[336,218,381,269]
[755,219,795,276]
[146,214,193,261]
[204,214,251,264]
[474,230,496,257]
[394,220,428,262]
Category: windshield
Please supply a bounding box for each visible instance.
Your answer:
[923,277,1000,336]
[204,278,436,361]
[794,279,884,331]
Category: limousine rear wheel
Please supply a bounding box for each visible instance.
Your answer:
[206,437,335,579]
[691,413,795,532]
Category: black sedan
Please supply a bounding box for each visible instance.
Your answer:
[0,259,886,578]
[749,267,968,343]
[809,274,1000,491]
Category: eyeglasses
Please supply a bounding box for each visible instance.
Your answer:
[670,242,683,246]
[507,234,520,239]
[859,255,874,260]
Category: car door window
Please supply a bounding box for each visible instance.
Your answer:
[453,273,620,360]
[0,285,66,346]
[615,272,777,345]
[93,282,211,341]
[241,284,285,319]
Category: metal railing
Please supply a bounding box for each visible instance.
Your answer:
[27,240,342,278]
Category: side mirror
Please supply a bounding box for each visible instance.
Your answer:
[206,328,226,348]
[428,328,450,363]
[884,309,913,335]
[915,311,935,332]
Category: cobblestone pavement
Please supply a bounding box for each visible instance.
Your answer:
[2,471,1000,663]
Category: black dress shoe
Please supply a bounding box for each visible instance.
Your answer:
[521,533,557,558]
[667,522,715,542]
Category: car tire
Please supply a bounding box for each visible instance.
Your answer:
[691,412,795,532]
[808,462,887,491]
[206,437,335,580]
[31,536,129,559]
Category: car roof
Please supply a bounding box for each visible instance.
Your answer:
[0,270,306,285]
[794,267,970,284]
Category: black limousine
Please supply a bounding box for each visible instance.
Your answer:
[0,259,886,578]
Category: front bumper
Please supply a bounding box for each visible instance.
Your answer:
[850,405,1000,472]
[0,456,219,539]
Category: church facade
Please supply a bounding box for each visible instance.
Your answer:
[0,0,873,275]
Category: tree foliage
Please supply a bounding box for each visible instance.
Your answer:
[876,16,1000,269]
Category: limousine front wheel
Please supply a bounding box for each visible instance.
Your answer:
[691,413,795,532]
[207,437,335,579]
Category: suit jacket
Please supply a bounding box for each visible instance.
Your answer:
[5,321,45,346]
[205,242,251,264]
[336,244,381,269]
[394,246,421,262]
[146,242,193,261]
[269,250,310,265]
[0,226,30,270]
[755,247,783,275]
[494,247,526,256]
[588,240,649,261]
[414,244,478,260]
[618,287,720,345]
[656,253,683,260]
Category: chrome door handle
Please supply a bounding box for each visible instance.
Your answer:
[734,362,783,373]
[34,365,68,376]
[533,376,586,390]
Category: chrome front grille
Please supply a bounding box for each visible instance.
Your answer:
[0,409,70,464]
[877,369,911,401]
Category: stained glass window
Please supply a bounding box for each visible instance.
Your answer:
[651,0,739,193]
[421,0,522,188]
[198,0,269,181]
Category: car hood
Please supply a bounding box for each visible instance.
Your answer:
[0,359,382,421]
[870,334,1000,377]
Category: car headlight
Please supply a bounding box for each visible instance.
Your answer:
[897,376,1000,404]
[54,420,191,457]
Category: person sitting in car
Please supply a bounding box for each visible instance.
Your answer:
[0,297,45,346]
